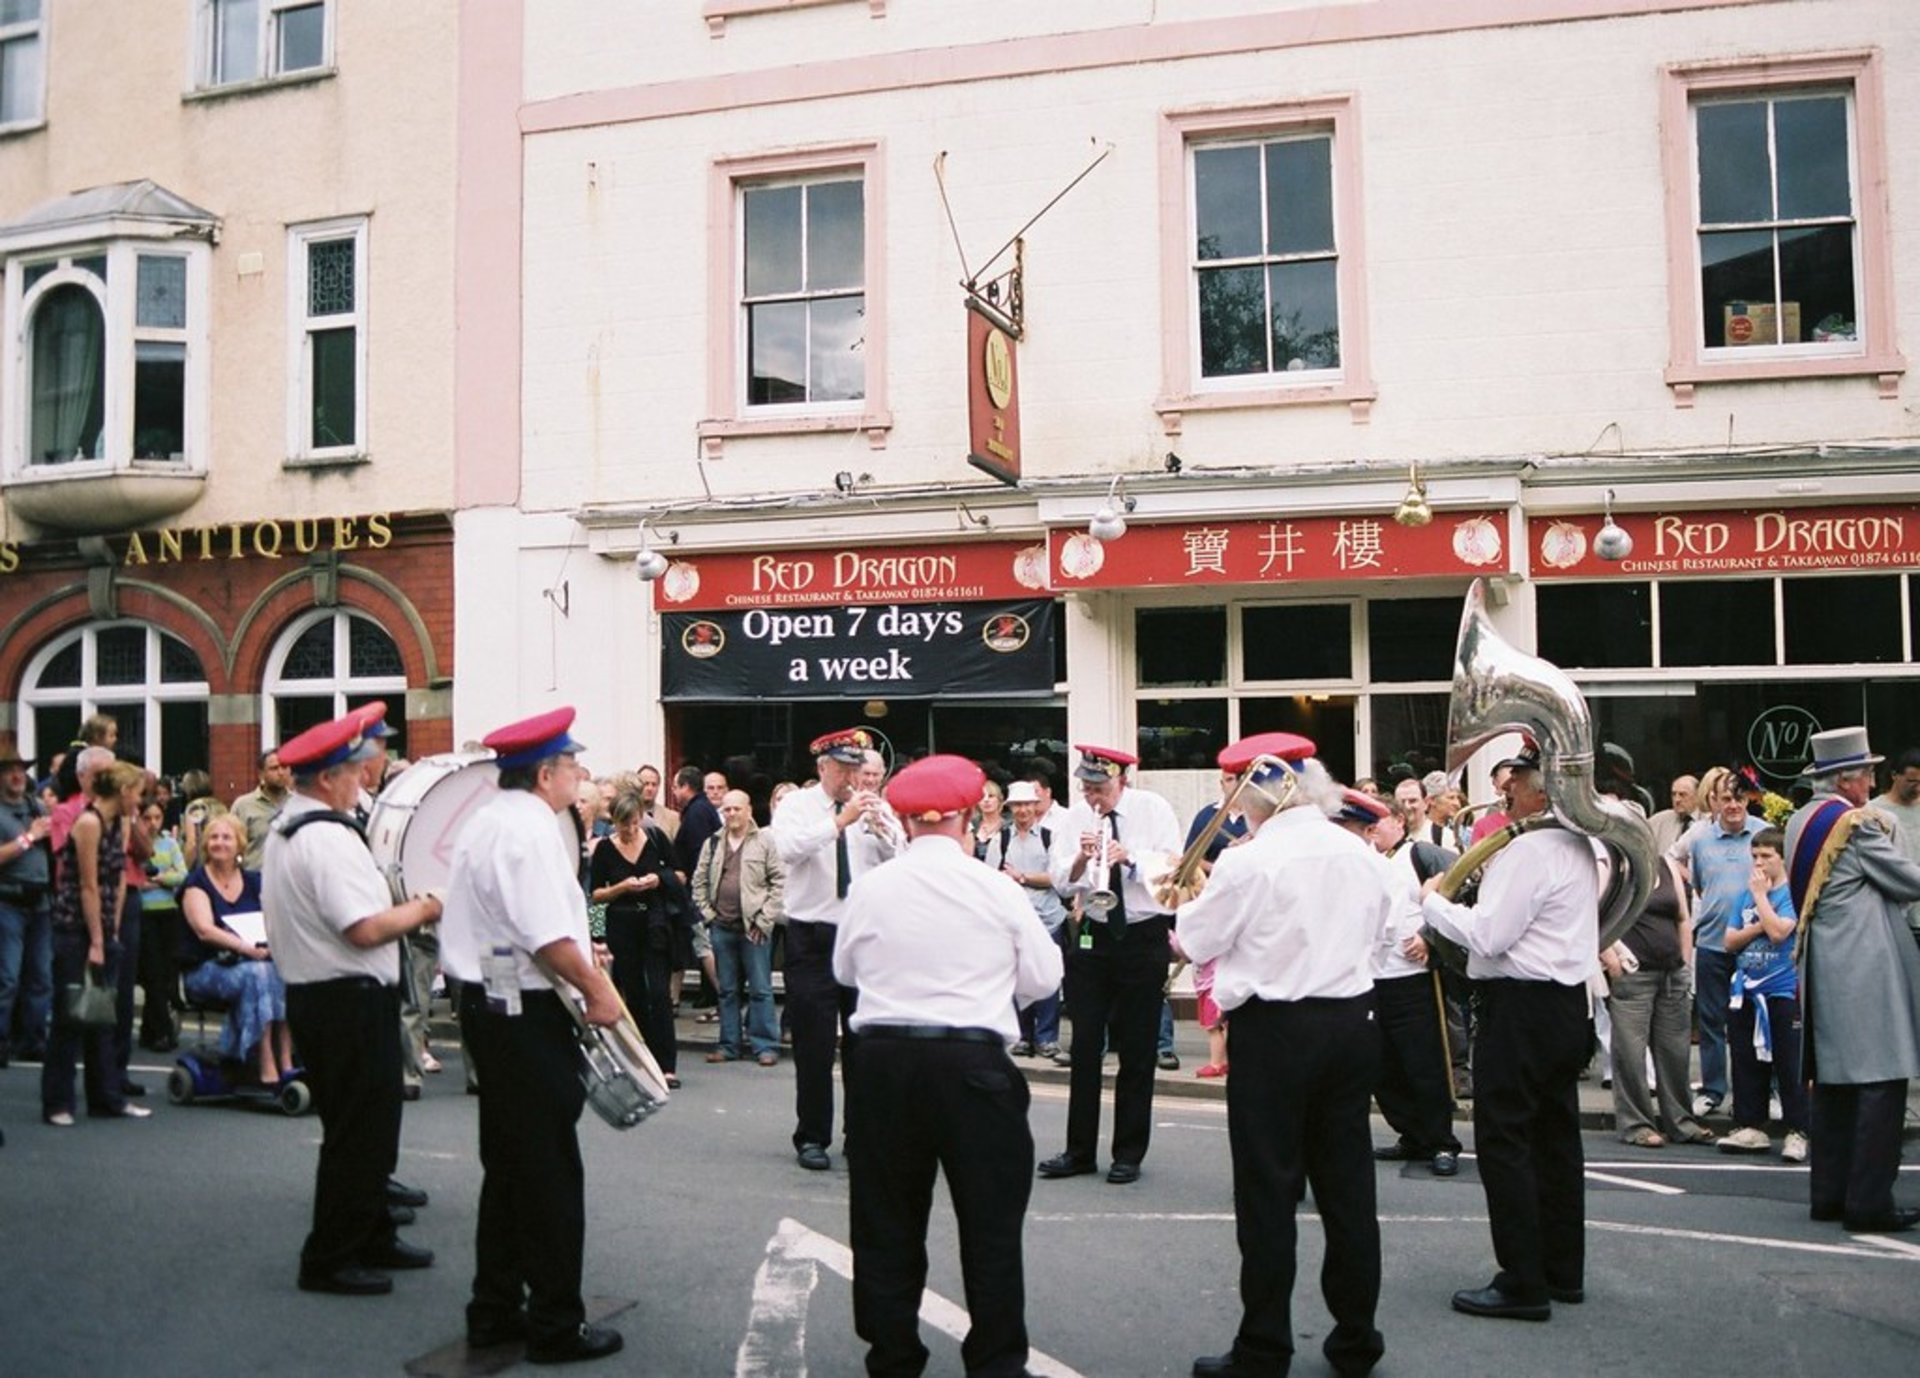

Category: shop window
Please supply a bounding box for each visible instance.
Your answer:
[1138,698,1227,771]
[1661,52,1903,394]
[1242,604,1352,681]
[287,217,367,461]
[1367,691,1448,786]
[1367,597,1458,683]
[1659,579,1773,668]
[701,142,890,453]
[19,622,210,774]
[1243,694,1356,785]
[1137,606,1226,688]
[197,0,332,89]
[263,610,407,752]
[1783,574,1900,664]
[0,0,44,129]
[1538,583,1652,669]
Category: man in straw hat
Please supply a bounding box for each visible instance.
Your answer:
[0,734,53,1071]
[1783,726,1920,1234]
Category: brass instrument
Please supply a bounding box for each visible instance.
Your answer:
[1084,817,1119,915]
[1429,579,1657,965]
[1145,752,1302,910]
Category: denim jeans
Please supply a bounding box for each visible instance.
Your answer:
[710,923,778,1057]
[1018,925,1066,1049]
[1,897,52,1055]
[1694,947,1736,1103]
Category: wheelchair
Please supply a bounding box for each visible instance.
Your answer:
[166,981,311,1116]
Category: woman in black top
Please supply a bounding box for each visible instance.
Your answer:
[589,789,689,1086]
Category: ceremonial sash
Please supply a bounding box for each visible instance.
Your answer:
[1786,798,1854,930]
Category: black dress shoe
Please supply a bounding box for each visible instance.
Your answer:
[1451,1284,1549,1321]
[526,1323,624,1365]
[1547,1286,1584,1304]
[298,1265,394,1296]
[796,1143,831,1171]
[1372,1143,1417,1161]
[1430,1151,1459,1177]
[360,1237,434,1270]
[468,1313,527,1349]
[386,1178,430,1208]
[1106,1161,1142,1185]
[1843,1206,1920,1234]
[1809,1203,1844,1222]
[121,1081,147,1098]
[387,1204,416,1227]
[402,1083,422,1102]
[1037,1152,1097,1179]
[1192,1350,1285,1377]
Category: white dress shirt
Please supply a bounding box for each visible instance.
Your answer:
[1373,845,1430,981]
[770,782,898,925]
[835,835,1064,1044]
[261,793,400,985]
[1176,805,1392,1010]
[1049,786,1184,921]
[1421,826,1599,985]
[439,788,592,990]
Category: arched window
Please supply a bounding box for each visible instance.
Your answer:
[28,278,107,464]
[20,622,210,775]
[263,609,407,752]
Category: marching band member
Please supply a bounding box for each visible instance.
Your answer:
[1039,745,1182,1185]
[834,754,1063,1378]
[262,711,442,1297]
[1176,740,1390,1378]
[769,727,900,1172]
[440,707,627,1363]
[1419,745,1597,1321]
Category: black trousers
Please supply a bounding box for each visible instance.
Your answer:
[847,1035,1034,1378]
[112,889,141,1080]
[137,901,181,1045]
[1471,979,1590,1303]
[786,919,857,1151]
[457,984,590,1348]
[1062,914,1169,1168]
[285,977,403,1278]
[1373,972,1460,1155]
[1225,995,1384,1375]
[605,915,677,1075]
[1810,1079,1909,1223]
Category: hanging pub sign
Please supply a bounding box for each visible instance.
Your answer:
[966,301,1022,486]
[661,599,1056,701]
[1529,503,1920,578]
[1048,511,1511,588]
[650,538,1048,611]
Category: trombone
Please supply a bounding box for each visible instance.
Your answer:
[1144,752,1301,910]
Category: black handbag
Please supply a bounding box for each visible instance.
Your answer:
[60,967,117,1030]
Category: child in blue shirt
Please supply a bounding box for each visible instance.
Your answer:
[1719,828,1807,1161]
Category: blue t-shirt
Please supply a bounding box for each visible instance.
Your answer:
[1686,815,1765,950]
[1731,881,1796,992]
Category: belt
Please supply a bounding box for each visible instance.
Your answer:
[859,1023,1004,1046]
[287,975,393,992]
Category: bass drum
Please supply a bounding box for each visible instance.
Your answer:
[366,750,583,904]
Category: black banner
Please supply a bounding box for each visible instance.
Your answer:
[662,600,1055,701]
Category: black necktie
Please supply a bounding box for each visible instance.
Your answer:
[1106,811,1127,932]
[835,827,851,900]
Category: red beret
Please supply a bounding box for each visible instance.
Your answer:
[279,712,378,774]
[1218,732,1316,774]
[349,701,396,740]
[810,727,876,765]
[1334,788,1391,827]
[1074,744,1137,782]
[484,707,587,770]
[886,754,986,823]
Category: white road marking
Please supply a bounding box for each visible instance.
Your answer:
[1583,1169,1686,1196]
[1586,1218,1920,1262]
[1855,1233,1920,1260]
[738,1218,1089,1378]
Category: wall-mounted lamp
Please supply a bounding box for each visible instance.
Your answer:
[833,470,872,495]
[957,502,992,530]
[633,520,677,582]
[1089,475,1136,543]
[1393,464,1432,528]
[1594,489,1633,562]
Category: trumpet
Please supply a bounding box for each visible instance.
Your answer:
[1083,816,1119,915]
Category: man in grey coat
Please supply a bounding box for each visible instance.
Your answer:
[1783,726,1920,1235]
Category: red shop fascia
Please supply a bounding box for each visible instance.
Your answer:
[0,510,453,798]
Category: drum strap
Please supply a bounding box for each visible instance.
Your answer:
[278,808,369,843]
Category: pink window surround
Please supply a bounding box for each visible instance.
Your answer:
[700,142,891,458]
[1156,97,1375,434]
[1659,49,1903,407]
[705,0,885,40]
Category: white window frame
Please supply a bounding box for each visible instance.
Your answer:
[0,0,47,132]
[1,239,212,479]
[285,216,368,463]
[19,621,211,772]
[261,608,406,748]
[736,172,868,415]
[195,0,334,91]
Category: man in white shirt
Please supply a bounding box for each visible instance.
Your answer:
[439,706,626,1365]
[1038,744,1183,1185]
[262,711,444,1298]
[1421,746,1598,1322]
[769,727,900,1171]
[983,780,1068,1057]
[834,754,1062,1378]
[1176,740,1390,1378]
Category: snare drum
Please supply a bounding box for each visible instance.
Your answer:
[366,751,584,904]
